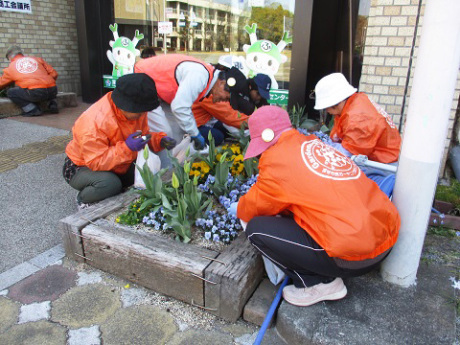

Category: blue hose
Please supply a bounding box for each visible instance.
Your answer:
[253,277,290,345]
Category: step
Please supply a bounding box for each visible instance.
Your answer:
[0,92,78,118]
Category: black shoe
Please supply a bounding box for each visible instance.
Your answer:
[22,108,43,117]
[48,101,59,114]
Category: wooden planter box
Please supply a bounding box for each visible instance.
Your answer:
[429,200,460,230]
[60,192,264,322]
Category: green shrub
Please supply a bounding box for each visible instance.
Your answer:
[435,179,460,209]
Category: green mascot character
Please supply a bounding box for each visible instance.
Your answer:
[243,23,292,89]
[106,23,144,79]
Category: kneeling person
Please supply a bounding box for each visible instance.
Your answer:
[63,73,176,208]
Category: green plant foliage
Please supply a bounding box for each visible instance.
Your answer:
[435,179,460,209]
[116,196,150,225]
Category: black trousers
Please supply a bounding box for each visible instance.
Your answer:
[245,216,388,288]
[7,86,57,111]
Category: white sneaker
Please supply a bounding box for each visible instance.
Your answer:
[76,196,97,210]
[282,278,347,307]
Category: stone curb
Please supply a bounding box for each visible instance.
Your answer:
[0,245,65,291]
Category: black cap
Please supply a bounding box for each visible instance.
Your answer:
[112,73,160,113]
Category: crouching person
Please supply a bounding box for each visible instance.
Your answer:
[63,73,176,209]
[236,106,400,307]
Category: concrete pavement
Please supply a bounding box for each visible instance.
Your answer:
[0,99,458,344]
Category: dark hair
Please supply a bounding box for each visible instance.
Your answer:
[248,78,258,92]
[217,70,230,92]
[141,47,156,59]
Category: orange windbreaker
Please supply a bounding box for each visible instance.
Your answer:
[330,93,401,163]
[192,95,249,128]
[135,54,215,104]
[237,129,400,261]
[65,93,166,175]
[0,55,58,89]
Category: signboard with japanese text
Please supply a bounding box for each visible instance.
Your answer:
[0,0,32,14]
[268,89,289,106]
[158,21,172,34]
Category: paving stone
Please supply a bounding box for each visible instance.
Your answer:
[243,278,278,326]
[68,325,101,345]
[166,329,234,345]
[0,297,19,332]
[218,320,258,338]
[77,271,103,286]
[0,320,66,345]
[51,284,121,328]
[18,301,51,323]
[100,305,177,345]
[8,265,77,304]
[120,287,149,307]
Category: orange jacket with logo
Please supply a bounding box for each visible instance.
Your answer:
[330,93,401,163]
[65,93,166,175]
[237,129,400,261]
[0,55,58,89]
[192,95,249,128]
[135,54,215,104]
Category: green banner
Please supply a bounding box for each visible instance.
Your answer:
[268,89,289,106]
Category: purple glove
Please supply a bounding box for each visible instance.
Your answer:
[125,131,149,151]
[160,136,177,150]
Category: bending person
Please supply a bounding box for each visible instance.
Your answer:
[0,45,58,116]
[235,106,400,307]
[135,54,248,150]
[314,73,401,165]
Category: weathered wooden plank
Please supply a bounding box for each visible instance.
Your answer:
[59,192,138,262]
[82,221,219,306]
[204,233,264,322]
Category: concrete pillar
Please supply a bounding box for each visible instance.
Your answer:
[381,0,460,287]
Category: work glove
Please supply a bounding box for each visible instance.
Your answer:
[160,136,177,150]
[228,202,238,217]
[191,133,206,150]
[125,130,149,152]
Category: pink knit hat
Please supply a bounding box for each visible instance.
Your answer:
[244,106,292,159]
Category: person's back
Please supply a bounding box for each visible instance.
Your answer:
[0,45,58,116]
[331,93,401,163]
[314,73,402,164]
[240,128,399,260]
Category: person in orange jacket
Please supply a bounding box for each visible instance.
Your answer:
[233,106,400,307]
[314,73,401,165]
[63,73,176,208]
[0,45,59,117]
[135,54,249,150]
[191,73,272,145]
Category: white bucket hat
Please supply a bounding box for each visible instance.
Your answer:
[314,73,357,110]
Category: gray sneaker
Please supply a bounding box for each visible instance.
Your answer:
[282,278,347,307]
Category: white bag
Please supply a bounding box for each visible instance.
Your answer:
[239,219,286,286]
[262,256,287,286]
[171,135,208,164]
[134,148,161,189]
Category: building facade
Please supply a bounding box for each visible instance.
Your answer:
[0,0,81,94]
